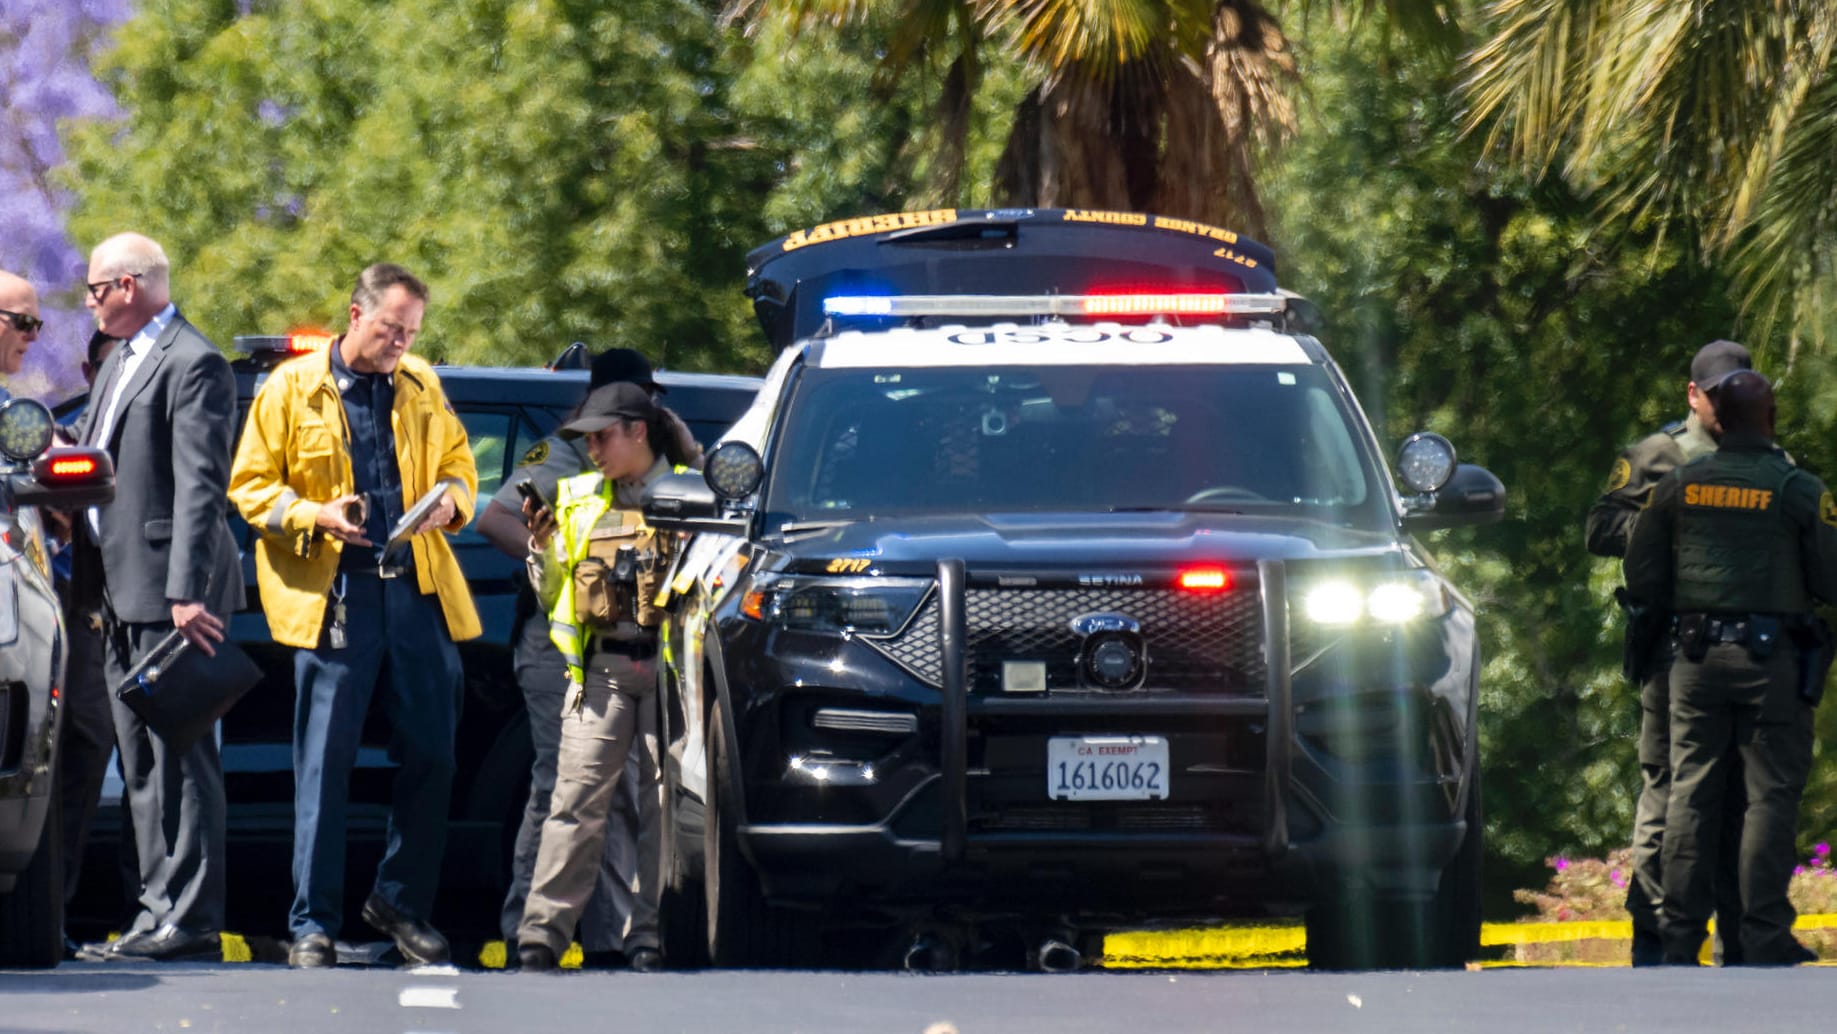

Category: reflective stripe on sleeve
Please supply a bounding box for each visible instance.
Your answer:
[267,488,300,534]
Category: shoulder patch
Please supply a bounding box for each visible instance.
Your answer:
[520,440,551,467]
[1821,491,1837,529]
[1606,458,1632,493]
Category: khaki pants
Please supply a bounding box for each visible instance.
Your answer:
[517,649,661,956]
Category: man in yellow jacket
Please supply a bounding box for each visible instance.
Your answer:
[228,263,479,970]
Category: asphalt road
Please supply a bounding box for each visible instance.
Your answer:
[5,962,1837,1034]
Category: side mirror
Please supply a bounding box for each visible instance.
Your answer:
[1401,463,1506,533]
[642,471,749,535]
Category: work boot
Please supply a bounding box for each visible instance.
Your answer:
[288,932,335,969]
[628,946,663,973]
[361,893,450,966]
[518,942,558,972]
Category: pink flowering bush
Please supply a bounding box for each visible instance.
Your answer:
[1513,841,1837,964]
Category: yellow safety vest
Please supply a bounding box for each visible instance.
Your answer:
[542,466,684,687]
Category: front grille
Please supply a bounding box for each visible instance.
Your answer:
[864,586,1266,694]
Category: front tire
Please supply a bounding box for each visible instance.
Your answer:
[1306,776,1483,970]
[0,781,65,969]
[704,701,816,967]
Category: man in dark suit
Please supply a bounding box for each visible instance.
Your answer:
[71,232,243,963]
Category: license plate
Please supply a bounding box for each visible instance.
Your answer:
[1046,735,1169,801]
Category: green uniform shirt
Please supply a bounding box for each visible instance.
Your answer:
[1624,433,1837,614]
[1586,412,1719,558]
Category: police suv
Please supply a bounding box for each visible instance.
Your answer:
[0,398,114,967]
[643,209,1505,970]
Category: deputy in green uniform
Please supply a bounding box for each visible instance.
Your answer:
[514,382,693,972]
[1586,339,1752,965]
[1624,371,1837,965]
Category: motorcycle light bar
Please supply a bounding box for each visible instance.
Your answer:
[234,332,335,355]
[821,293,1288,318]
[47,455,98,478]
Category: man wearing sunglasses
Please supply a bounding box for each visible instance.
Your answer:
[0,270,43,398]
[70,233,243,964]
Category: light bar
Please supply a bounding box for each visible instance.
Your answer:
[233,331,335,355]
[821,293,1288,318]
[48,456,98,478]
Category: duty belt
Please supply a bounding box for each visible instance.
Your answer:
[1672,614,1774,645]
[589,634,657,659]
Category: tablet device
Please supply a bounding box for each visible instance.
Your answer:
[380,478,464,569]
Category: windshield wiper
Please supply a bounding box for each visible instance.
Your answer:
[776,518,860,542]
[1105,505,1246,515]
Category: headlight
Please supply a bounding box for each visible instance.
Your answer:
[741,574,932,636]
[1298,571,1449,626]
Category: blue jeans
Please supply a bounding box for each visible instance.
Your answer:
[289,570,461,940]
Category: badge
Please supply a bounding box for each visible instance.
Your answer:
[1821,491,1837,529]
[1606,458,1632,493]
[520,440,551,467]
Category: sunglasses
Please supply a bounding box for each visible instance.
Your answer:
[0,308,43,334]
[85,272,142,303]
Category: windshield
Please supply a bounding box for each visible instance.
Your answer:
[762,364,1389,533]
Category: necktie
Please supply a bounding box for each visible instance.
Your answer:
[85,340,134,447]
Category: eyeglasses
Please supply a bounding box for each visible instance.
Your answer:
[85,273,142,303]
[0,309,43,334]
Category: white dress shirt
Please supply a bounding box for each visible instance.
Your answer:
[88,303,175,538]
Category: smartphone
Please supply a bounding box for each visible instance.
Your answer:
[515,478,551,515]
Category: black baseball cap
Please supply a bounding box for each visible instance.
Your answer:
[1690,340,1752,391]
[590,347,665,393]
[558,381,658,439]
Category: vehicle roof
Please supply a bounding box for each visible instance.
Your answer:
[745,208,1280,349]
[807,323,1313,369]
[421,365,764,405]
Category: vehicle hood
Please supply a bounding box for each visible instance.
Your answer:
[777,512,1404,567]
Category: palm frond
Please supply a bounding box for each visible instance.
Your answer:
[1729,64,1837,354]
[984,0,1184,83]
[1459,0,1611,174]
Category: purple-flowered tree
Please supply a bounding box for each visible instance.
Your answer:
[0,0,131,401]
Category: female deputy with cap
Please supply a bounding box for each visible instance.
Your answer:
[515,381,693,972]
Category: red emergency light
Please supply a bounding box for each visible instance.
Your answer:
[1176,567,1232,592]
[47,455,98,478]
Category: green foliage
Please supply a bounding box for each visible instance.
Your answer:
[1512,843,1837,962]
[1262,14,1746,905]
[62,2,1021,371]
[53,2,720,370]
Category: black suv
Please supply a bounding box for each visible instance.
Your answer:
[0,398,115,967]
[66,350,760,939]
[642,209,1505,970]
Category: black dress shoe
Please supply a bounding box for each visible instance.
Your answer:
[518,942,558,972]
[288,932,335,969]
[74,932,146,962]
[93,927,221,962]
[627,946,663,973]
[361,893,450,966]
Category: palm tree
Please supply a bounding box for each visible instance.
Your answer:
[724,1,1371,240]
[1462,1,1837,352]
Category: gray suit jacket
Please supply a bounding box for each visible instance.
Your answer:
[74,311,244,623]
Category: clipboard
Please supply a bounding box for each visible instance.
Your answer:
[379,478,464,575]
